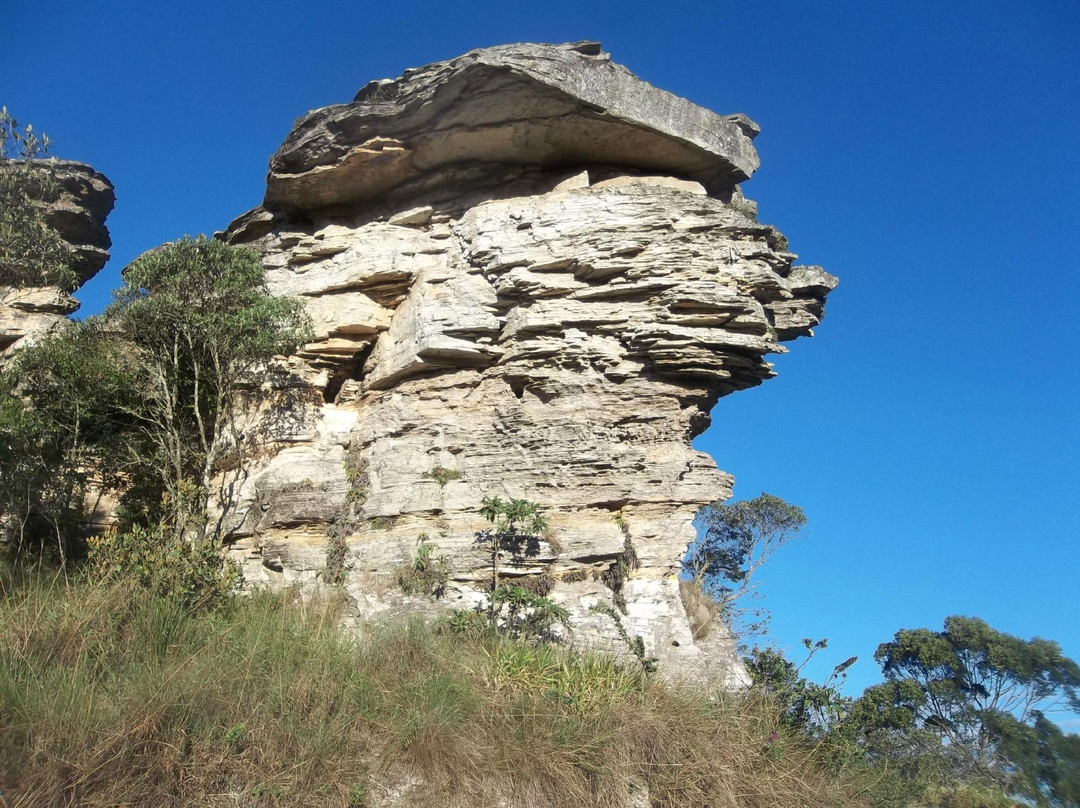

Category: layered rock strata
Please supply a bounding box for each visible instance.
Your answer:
[221,42,837,685]
[0,159,115,360]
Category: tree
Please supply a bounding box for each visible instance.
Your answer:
[684,492,806,633]
[0,107,76,290]
[105,236,310,541]
[0,109,103,562]
[472,496,568,639]
[0,322,135,562]
[1,236,311,562]
[859,616,1080,803]
[745,639,857,738]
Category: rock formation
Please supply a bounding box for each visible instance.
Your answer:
[217,41,837,685]
[0,159,115,361]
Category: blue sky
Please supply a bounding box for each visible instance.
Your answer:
[4,0,1077,696]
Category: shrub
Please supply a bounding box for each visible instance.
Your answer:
[0,108,77,290]
[489,583,569,641]
[474,496,571,639]
[86,522,239,611]
[421,465,461,487]
[396,533,448,598]
[591,601,658,675]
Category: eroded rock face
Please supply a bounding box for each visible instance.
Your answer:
[222,42,837,685]
[0,160,115,360]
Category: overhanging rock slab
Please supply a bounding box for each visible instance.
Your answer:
[265,41,761,212]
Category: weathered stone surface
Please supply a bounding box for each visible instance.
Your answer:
[220,43,836,687]
[264,41,760,213]
[0,159,115,359]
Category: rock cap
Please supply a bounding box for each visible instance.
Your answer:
[265,41,760,212]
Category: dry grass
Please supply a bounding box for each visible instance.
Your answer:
[0,573,866,807]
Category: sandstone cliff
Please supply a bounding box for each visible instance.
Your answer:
[214,41,837,685]
[0,159,115,361]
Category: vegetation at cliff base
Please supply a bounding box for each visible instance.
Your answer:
[745,620,1080,807]
[0,235,309,563]
[0,571,863,808]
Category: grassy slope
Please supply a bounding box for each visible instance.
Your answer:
[0,576,864,808]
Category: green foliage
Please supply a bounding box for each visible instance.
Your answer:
[86,522,239,611]
[590,601,658,675]
[107,235,311,537]
[396,533,448,598]
[686,492,806,602]
[326,443,368,584]
[476,496,549,597]
[1005,711,1080,806]
[0,107,76,290]
[0,375,79,561]
[223,723,248,751]
[601,532,640,615]
[741,641,962,806]
[744,639,856,738]
[1,107,51,160]
[684,492,806,636]
[325,527,349,586]
[474,496,567,639]
[437,607,488,637]
[0,323,136,561]
[347,783,367,807]
[863,615,1080,803]
[1,236,312,560]
[422,465,461,487]
[489,583,569,641]
[760,617,1080,806]
[343,443,369,507]
[478,495,548,536]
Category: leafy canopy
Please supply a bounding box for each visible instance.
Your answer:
[1,235,310,562]
[860,615,1080,804]
[478,496,548,536]
[104,236,310,539]
[112,235,308,368]
[874,616,1080,731]
[684,492,806,638]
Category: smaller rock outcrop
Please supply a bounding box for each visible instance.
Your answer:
[0,159,115,360]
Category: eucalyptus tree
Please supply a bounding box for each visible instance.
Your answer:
[860,616,1080,803]
[683,492,807,636]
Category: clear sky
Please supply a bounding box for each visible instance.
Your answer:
[4,0,1077,697]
